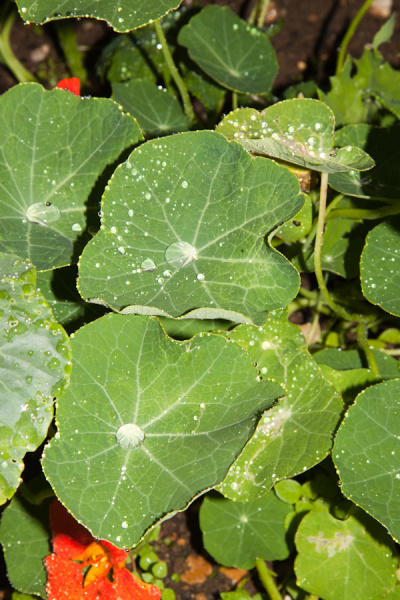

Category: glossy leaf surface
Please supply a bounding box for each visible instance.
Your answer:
[199,491,290,569]
[0,253,71,504]
[178,6,277,94]
[360,217,400,317]
[78,130,303,326]
[17,0,183,32]
[42,314,284,547]
[334,379,400,542]
[295,510,397,600]
[218,311,342,501]
[0,83,141,270]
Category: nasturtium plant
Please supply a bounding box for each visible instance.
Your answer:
[0,83,141,270]
[334,379,400,542]
[42,314,284,547]
[216,99,375,174]
[16,0,183,32]
[0,253,71,504]
[1,1,400,598]
[78,130,304,325]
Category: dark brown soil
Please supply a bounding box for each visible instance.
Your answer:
[1,1,399,598]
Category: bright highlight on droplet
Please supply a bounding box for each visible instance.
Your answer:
[165,241,198,269]
[140,258,156,272]
[26,202,61,226]
[115,424,145,449]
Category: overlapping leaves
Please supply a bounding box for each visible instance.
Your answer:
[42,314,284,547]
[0,83,141,270]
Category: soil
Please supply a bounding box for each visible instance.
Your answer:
[1,0,399,598]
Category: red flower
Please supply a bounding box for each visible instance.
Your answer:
[45,500,162,600]
[56,77,81,96]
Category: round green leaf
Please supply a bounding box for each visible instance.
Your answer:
[78,130,303,326]
[177,6,278,94]
[360,217,400,317]
[295,511,397,600]
[218,310,343,501]
[42,314,284,547]
[0,253,71,505]
[17,0,183,32]
[199,491,290,569]
[0,490,51,597]
[216,100,375,173]
[333,379,400,542]
[0,83,142,271]
[329,124,400,200]
[112,80,191,138]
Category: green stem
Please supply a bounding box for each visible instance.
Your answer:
[232,91,239,110]
[314,172,362,322]
[257,0,271,28]
[327,204,400,221]
[154,19,195,122]
[248,0,261,26]
[336,0,375,74]
[54,20,88,85]
[255,558,283,600]
[0,4,37,82]
[357,322,381,377]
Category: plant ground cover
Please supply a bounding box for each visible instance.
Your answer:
[1,1,400,599]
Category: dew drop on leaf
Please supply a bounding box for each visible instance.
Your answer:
[116,424,145,449]
[25,202,61,226]
[165,241,198,269]
[140,258,157,272]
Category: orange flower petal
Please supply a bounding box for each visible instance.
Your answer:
[56,77,80,96]
[113,569,162,600]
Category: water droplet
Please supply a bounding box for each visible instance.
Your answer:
[141,258,156,272]
[25,202,61,226]
[163,270,172,278]
[181,180,188,189]
[118,247,126,255]
[116,424,145,449]
[71,223,82,232]
[121,521,128,529]
[165,241,198,269]
[197,273,205,281]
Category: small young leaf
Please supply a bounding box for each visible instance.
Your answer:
[178,6,278,94]
[199,491,290,569]
[334,379,400,542]
[360,217,400,317]
[112,80,191,138]
[295,510,397,600]
[42,314,284,547]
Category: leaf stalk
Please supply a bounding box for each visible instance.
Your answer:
[154,19,195,122]
[255,558,283,600]
[336,0,375,74]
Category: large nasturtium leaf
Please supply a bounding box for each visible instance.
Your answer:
[0,83,141,271]
[333,379,400,543]
[0,253,71,505]
[329,124,400,200]
[216,100,375,174]
[217,310,343,501]
[0,490,51,598]
[17,0,183,32]
[360,217,400,317]
[78,130,303,326]
[199,491,290,569]
[112,80,191,138]
[295,510,397,600]
[41,313,284,547]
[177,6,278,94]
